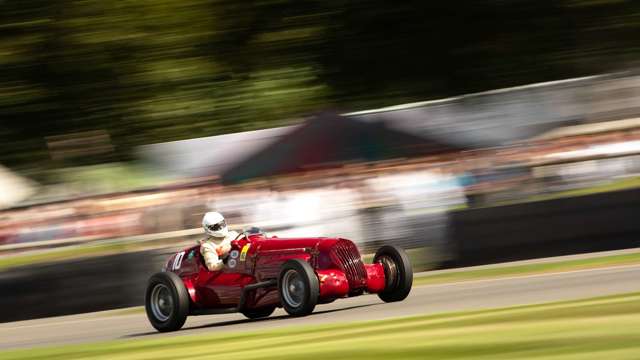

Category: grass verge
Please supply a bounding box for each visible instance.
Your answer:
[414,251,640,286]
[0,236,193,271]
[1,292,639,359]
[0,243,129,271]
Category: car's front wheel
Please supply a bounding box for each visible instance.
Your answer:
[374,245,413,302]
[278,259,319,316]
[145,272,189,332]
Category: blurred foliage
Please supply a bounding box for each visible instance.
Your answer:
[1,0,639,175]
[51,163,168,191]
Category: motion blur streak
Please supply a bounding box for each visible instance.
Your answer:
[1,0,640,356]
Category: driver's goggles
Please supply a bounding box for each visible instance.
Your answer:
[207,219,226,232]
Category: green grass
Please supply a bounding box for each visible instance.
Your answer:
[464,176,640,210]
[0,243,129,271]
[414,251,640,286]
[546,176,640,199]
[0,236,195,271]
[53,163,168,193]
[498,177,640,208]
[2,292,639,359]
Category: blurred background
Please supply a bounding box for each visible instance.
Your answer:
[1,0,640,322]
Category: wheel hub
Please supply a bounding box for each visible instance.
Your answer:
[150,283,173,322]
[282,270,305,307]
[377,255,398,291]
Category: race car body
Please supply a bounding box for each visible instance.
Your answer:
[145,231,412,332]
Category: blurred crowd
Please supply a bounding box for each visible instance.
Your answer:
[3,117,640,257]
[0,161,462,255]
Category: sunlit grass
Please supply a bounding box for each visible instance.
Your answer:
[531,176,640,202]
[414,250,640,286]
[467,176,640,210]
[1,292,639,359]
[0,243,129,271]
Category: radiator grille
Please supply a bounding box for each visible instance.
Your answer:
[330,240,367,291]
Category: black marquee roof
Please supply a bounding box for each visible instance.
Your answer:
[221,111,465,184]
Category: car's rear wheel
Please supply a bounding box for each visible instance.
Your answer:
[374,245,413,302]
[241,306,276,319]
[145,272,189,332]
[278,259,319,316]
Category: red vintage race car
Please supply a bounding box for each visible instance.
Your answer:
[145,230,412,332]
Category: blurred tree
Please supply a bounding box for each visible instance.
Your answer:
[0,0,638,176]
[321,0,640,108]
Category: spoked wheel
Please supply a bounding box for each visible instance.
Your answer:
[145,272,189,332]
[278,259,319,316]
[374,245,413,302]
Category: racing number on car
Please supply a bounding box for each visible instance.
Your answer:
[172,251,185,270]
[228,250,240,268]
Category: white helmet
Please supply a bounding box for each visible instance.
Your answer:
[202,211,228,238]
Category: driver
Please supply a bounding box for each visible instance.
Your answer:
[199,212,239,271]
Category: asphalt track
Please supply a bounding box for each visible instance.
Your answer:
[2,264,640,350]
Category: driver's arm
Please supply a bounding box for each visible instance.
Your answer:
[200,243,224,271]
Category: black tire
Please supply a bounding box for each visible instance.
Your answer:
[374,245,413,302]
[278,259,319,316]
[241,306,276,319]
[145,272,190,332]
